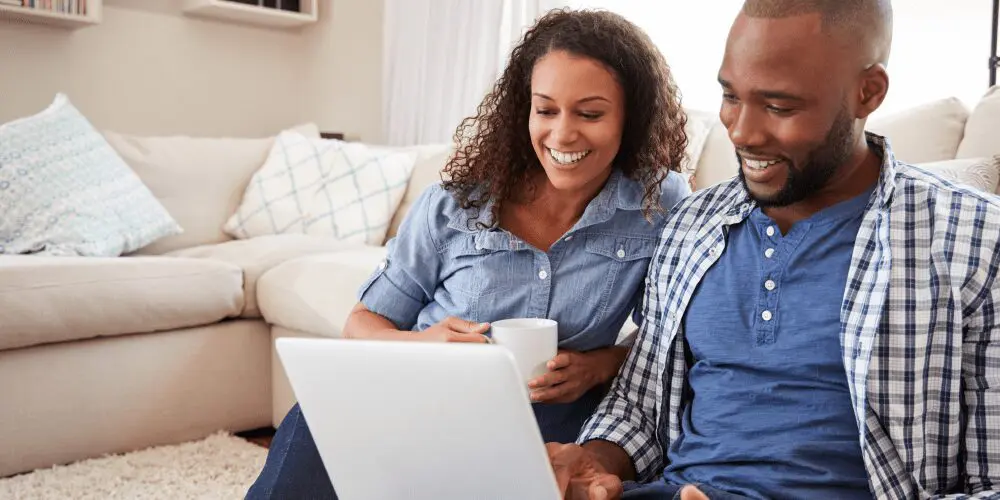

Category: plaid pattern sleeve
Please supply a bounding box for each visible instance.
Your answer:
[862,155,1000,499]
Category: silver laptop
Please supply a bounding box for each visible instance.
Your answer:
[275,337,562,500]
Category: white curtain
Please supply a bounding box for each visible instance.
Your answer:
[569,0,993,117]
[382,0,568,146]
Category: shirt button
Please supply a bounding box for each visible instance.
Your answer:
[565,235,573,241]
[616,248,626,259]
[538,269,548,280]
[378,260,387,270]
[766,226,776,237]
[761,310,773,321]
[764,248,775,259]
[764,279,776,291]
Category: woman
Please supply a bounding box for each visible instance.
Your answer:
[247,8,690,499]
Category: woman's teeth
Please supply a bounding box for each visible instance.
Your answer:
[744,158,782,170]
[549,148,591,165]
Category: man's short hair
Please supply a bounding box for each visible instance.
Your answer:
[742,0,893,66]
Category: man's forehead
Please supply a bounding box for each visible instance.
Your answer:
[721,13,848,90]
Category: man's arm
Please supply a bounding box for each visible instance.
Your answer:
[575,252,676,482]
[934,260,1000,498]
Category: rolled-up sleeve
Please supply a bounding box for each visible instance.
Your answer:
[357,186,443,330]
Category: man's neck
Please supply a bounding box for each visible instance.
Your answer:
[763,139,882,234]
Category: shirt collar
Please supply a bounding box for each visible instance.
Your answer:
[447,168,643,234]
[724,131,899,222]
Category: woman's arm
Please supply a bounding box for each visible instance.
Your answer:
[344,303,491,343]
[528,345,630,403]
[343,303,410,340]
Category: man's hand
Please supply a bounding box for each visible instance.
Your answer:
[415,316,490,343]
[529,347,626,403]
[547,443,624,499]
[680,485,709,500]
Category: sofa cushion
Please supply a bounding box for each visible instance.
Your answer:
[384,144,452,242]
[910,157,1000,194]
[166,234,357,318]
[223,132,418,246]
[104,123,320,256]
[957,85,1000,160]
[0,256,243,350]
[257,248,388,336]
[692,121,738,190]
[0,94,181,257]
[867,97,970,164]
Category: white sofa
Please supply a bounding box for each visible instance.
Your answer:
[1,86,998,479]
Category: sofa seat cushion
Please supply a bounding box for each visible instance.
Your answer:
[0,256,243,350]
[257,248,388,336]
[166,235,358,318]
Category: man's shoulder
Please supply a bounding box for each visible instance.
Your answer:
[893,162,1000,222]
[664,176,745,227]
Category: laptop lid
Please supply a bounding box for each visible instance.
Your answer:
[276,338,562,500]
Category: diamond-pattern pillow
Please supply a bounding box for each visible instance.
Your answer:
[223,131,417,245]
[0,94,182,257]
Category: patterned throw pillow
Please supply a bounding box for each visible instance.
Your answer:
[223,131,418,245]
[0,94,181,257]
[913,156,1000,194]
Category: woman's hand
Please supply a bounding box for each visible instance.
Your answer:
[527,346,627,404]
[414,316,491,343]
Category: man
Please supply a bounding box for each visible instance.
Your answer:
[548,1,1000,499]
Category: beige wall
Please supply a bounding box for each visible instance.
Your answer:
[0,0,383,141]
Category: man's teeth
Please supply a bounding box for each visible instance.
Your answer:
[549,148,591,165]
[744,158,782,170]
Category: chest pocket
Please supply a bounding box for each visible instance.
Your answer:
[584,234,658,264]
[442,236,515,296]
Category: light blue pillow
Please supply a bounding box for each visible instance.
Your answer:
[0,94,182,256]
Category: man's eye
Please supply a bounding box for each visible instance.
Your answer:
[722,93,738,103]
[766,105,793,114]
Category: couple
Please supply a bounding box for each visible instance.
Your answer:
[249,1,1000,499]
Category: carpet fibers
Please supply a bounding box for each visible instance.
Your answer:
[0,432,268,499]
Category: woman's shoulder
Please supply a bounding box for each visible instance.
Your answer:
[407,182,488,238]
[615,169,692,212]
[659,170,693,210]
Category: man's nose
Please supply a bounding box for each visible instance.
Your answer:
[726,106,767,150]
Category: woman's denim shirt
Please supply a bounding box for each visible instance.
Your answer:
[358,170,690,352]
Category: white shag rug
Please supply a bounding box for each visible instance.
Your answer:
[0,432,268,500]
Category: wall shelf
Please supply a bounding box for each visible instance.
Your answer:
[182,0,317,29]
[0,1,102,29]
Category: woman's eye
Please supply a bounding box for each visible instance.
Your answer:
[579,112,603,120]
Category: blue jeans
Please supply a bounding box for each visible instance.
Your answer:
[245,404,338,499]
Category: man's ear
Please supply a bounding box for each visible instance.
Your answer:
[856,63,889,119]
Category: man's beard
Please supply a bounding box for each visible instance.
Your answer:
[738,107,856,208]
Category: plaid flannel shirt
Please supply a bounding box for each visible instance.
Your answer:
[578,134,1000,499]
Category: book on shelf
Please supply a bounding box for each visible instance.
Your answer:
[7,0,89,15]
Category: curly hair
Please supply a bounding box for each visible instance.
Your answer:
[442,8,688,227]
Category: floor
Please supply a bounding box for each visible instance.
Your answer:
[236,427,276,449]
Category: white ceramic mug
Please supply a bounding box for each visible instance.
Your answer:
[489,318,558,384]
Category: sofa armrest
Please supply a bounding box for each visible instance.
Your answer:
[256,248,388,337]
